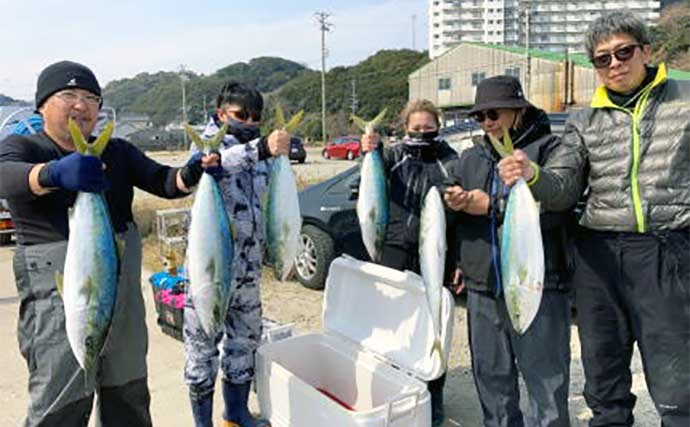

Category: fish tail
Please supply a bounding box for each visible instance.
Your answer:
[68,119,113,157]
[430,338,446,368]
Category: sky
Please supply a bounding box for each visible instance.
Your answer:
[0,0,429,101]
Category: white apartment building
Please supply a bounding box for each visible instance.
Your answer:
[429,0,661,58]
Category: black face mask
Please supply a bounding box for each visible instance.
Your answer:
[407,130,439,142]
[226,118,260,143]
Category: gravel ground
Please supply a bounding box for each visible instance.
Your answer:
[139,146,659,426]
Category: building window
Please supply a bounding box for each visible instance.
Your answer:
[505,66,520,78]
[434,23,440,27]
[438,78,452,90]
[471,72,486,86]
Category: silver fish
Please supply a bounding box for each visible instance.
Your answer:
[352,109,388,262]
[489,128,544,334]
[184,124,234,338]
[265,107,303,281]
[419,186,446,366]
[60,119,119,375]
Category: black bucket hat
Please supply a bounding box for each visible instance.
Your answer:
[35,61,102,109]
[468,75,531,115]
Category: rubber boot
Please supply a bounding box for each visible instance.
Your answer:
[429,373,447,427]
[222,380,270,427]
[190,391,214,427]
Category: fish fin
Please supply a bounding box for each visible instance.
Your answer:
[90,122,114,157]
[207,123,228,151]
[183,124,207,151]
[284,110,304,133]
[55,271,64,298]
[350,114,369,132]
[205,258,215,277]
[115,236,126,261]
[502,126,514,154]
[275,105,287,129]
[487,132,511,159]
[352,109,387,134]
[368,108,387,133]
[68,119,89,154]
[430,338,446,369]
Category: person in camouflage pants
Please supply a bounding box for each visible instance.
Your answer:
[183,81,289,427]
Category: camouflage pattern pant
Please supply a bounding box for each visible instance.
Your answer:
[183,234,264,398]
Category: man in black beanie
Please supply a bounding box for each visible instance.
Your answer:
[0,60,218,427]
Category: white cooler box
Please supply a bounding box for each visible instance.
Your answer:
[256,255,454,427]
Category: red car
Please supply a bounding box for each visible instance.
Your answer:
[322,136,361,160]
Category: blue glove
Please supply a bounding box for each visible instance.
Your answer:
[46,152,106,193]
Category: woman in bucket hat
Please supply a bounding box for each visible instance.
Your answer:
[443,75,575,426]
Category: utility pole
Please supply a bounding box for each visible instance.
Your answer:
[350,78,358,115]
[412,14,417,50]
[179,65,189,149]
[203,94,208,123]
[315,11,333,143]
[523,7,531,95]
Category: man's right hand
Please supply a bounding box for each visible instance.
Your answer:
[46,152,106,193]
[268,129,290,157]
[361,133,381,153]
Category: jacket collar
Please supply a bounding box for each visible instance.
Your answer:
[591,63,668,109]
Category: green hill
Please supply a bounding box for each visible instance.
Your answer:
[102,50,429,139]
[103,57,309,126]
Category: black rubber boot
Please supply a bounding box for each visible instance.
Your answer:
[222,381,270,427]
[190,391,213,427]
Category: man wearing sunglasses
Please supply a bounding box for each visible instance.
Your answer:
[443,75,574,427]
[499,11,689,427]
[0,61,216,427]
[183,81,289,427]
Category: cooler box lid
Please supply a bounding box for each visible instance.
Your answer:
[322,255,451,382]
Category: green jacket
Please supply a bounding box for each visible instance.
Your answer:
[531,63,690,232]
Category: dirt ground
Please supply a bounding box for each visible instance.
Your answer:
[0,147,658,426]
[137,147,659,426]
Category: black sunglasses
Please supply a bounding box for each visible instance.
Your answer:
[226,108,262,122]
[472,109,500,123]
[591,44,642,69]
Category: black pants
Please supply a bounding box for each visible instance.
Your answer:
[468,290,571,427]
[574,229,689,427]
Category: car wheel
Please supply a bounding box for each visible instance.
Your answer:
[322,149,329,159]
[0,233,11,245]
[294,225,335,290]
[346,150,354,161]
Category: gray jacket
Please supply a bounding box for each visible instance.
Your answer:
[531,64,690,232]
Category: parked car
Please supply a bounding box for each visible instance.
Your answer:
[322,136,361,160]
[289,136,307,163]
[294,164,460,291]
[0,199,15,245]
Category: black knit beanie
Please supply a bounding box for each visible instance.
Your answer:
[35,61,102,109]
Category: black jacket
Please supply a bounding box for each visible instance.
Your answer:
[447,107,576,293]
[0,132,185,245]
[381,138,458,251]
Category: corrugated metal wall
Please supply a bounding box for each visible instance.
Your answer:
[409,44,599,112]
